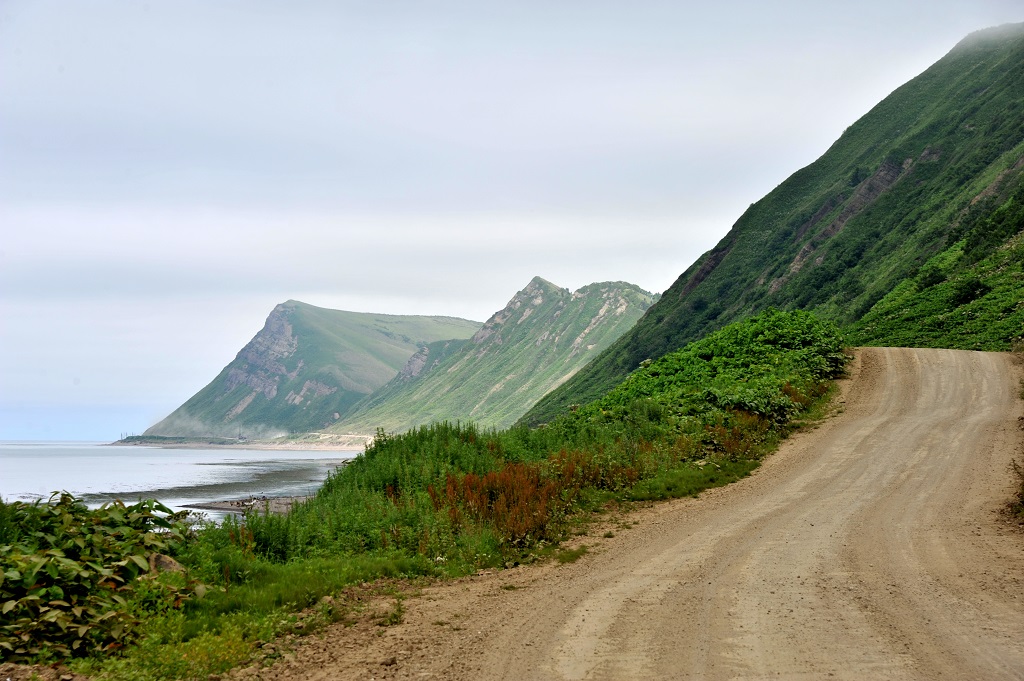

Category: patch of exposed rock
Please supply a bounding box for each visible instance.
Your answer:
[222,304,302,400]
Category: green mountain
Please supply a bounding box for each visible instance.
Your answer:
[524,23,1024,426]
[331,277,655,433]
[145,301,482,438]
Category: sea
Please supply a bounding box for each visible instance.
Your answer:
[0,441,358,522]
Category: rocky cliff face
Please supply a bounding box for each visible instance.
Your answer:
[468,277,649,358]
[222,304,302,401]
[394,339,467,382]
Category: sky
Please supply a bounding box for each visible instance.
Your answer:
[2,1,1022,440]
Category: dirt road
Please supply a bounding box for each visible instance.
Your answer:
[236,347,1024,680]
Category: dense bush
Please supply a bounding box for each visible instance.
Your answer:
[0,495,190,660]
[0,500,16,547]
[584,308,845,426]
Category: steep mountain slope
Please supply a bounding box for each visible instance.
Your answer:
[145,302,481,438]
[847,173,1024,349]
[524,23,1024,425]
[332,277,655,433]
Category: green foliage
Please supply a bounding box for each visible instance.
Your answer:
[555,546,588,564]
[0,499,16,547]
[176,549,433,628]
[584,309,845,428]
[0,494,190,660]
[71,548,435,679]
[627,459,759,501]
[949,276,993,306]
[81,621,256,681]
[955,176,1024,263]
[916,263,947,289]
[848,230,1024,350]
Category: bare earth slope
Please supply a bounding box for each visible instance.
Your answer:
[233,347,1024,680]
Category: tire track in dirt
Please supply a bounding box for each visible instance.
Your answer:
[231,347,1024,680]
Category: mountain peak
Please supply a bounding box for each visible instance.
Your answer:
[144,308,481,438]
[955,22,1024,50]
[525,275,561,293]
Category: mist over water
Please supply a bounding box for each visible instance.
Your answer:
[0,442,357,521]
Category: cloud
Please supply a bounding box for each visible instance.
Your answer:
[2,205,716,306]
[10,0,1014,214]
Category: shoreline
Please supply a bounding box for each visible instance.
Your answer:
[184,457,355,515]
[185,495,313,515]
[112,433,374,451]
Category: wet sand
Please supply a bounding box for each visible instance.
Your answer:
[185,495,313,515]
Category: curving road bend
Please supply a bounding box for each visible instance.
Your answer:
[236,347,1024,680]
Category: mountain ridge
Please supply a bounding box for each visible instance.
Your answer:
[331,276,655,433]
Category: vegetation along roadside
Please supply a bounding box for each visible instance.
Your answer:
[0,309,847,680]
[1007,345,1024,522]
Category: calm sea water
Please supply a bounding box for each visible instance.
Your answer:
[0,441,358,520]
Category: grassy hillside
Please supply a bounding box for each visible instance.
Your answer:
[145,302,481,437]
[845,146,1023,349]
[524,23,1024,425]
[848,232,1024,350]
[333,277,654,433]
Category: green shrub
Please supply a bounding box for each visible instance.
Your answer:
[628,458,759,501]
[0,494,191,660]
[950,276,993,306]
[0,499,16,547]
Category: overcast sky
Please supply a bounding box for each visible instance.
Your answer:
[2,1,1021,440]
